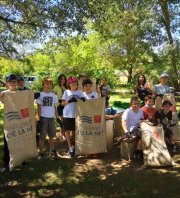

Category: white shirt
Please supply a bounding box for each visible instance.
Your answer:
[83,91,98,100]
[62,89,84,118]
[36,92,58,118]
[122,107,144,132]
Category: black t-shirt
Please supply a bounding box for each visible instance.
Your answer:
[155,109,172,127]
[137,87,151,101]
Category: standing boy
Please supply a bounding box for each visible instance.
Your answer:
[36,77,59,160]
[82,79,98,100]
[0,74,17,172]
[17,76,30,91]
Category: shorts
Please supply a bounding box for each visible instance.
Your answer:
[40,117,56,139]
[63,118,75,131]
[57,104,64,116]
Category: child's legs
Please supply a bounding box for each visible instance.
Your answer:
[60,116,65,136]
[48,137,55,150]
[39,138,45,153]
[137,139,142,150]
[47,118,56,150]
[3,136,10,167]
[65,130,71,148]
[39,117,48,153]
[63,118,75,149]
[164,128,173,144]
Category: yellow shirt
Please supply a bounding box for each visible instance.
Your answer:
[53,85,63,100]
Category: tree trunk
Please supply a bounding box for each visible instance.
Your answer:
[127,65,133,83]
[159,0,179,91]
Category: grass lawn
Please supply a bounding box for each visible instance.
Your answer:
[0,93,180,198]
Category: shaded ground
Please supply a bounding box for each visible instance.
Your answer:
[0,138,180,198]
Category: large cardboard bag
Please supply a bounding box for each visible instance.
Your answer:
[140,121,174,167]
[4,91,37,170]
[75,98,107,155]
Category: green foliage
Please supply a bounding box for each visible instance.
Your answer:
[0,57,25,78]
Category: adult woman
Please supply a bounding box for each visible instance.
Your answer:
[53,74,67,139]
[134,74,152,102]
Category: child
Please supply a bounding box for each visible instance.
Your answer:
[61,76,85,157]
[100,77,110,107]
[0,74,18,172]
[17,76,30,91]
[82,79,98,158]
[155,100,174,151]
[141,95,156,123]
[36,77,59,160]
[121,96,144,161]
[82,79,98,100]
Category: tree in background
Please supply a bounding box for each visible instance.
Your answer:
[0,0,179,90]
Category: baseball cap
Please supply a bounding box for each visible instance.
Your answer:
[160,73,169,78]
[17,76,24,82]
[67,76,77,84]
[5,74,17,82]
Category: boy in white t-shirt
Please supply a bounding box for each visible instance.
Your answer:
[121,96,144,161]
[36,77,59,160]
[82,79,98,100]
[61,76,85,157]
[82,78,99,158]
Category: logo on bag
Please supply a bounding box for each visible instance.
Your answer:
[153,131,159,139]
[5,112,21,121]
[94,115,101,123]
[5,108,29,121]
[20,108,29,118]
[80,116,92,123]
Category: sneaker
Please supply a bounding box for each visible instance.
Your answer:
[1,166,9,173]
[21,161,28,166]
[69,147,75,158]
[134,150,143,162]
[50,150,58,160]
[38,153,44,160]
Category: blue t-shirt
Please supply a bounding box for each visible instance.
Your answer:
[154,84,171,95]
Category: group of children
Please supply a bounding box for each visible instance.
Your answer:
[0,72,176,172]
[121,95,175,161]
[0,73,110,172]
